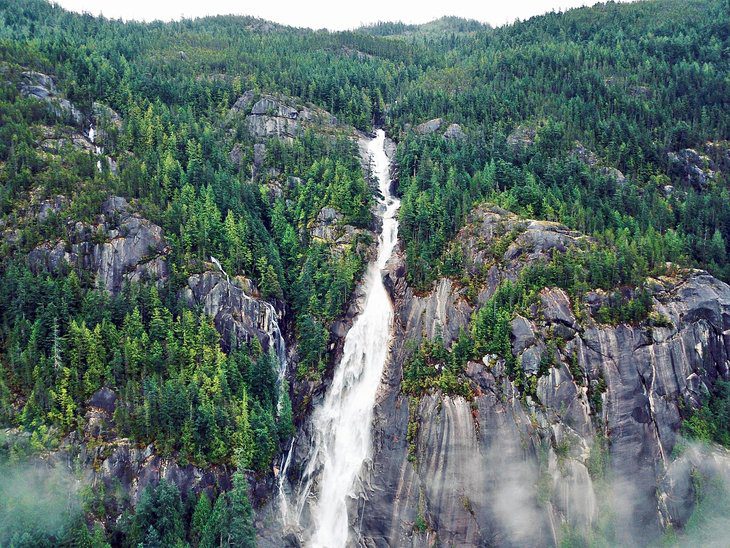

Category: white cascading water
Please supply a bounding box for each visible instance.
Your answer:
[289,129,400,546]
[88,124,104,172]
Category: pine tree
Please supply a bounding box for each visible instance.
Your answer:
[190,492,212,547]
[228,471,256,547]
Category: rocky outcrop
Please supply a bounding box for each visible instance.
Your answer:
[572,142,626,184]
[412,119,465,141]
[80,389,230,505]
[1,386,231,530]
[668,148,718,190]
[28,196,169,293]
[230,90,337,141]
[414,117,443,135]
[349,204,730,546]
[308,207,373,259]
[443,123,465,141]
[91,101,122,146]
[19,71,83,125]
[507,124,537,148]
[38,125,95,154]
[181,270,285,359]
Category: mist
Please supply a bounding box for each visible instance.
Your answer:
[0,461,84,544]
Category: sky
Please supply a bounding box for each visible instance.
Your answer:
[52,0,636,30]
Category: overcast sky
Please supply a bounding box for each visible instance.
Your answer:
[52,0,636,30]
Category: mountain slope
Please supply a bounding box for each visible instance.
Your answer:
[0,0,729,546]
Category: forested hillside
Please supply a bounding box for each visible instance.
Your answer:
[0,0,728,545]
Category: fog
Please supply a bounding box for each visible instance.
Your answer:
[0,462,83,544]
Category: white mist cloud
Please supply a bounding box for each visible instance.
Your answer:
[0,462,83,543]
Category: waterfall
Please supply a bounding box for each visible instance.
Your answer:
[287,130,399,546]
[88,124,103,172]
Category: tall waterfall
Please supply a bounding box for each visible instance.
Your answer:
[289,129,400,546]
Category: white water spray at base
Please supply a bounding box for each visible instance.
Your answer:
[289,130,399,547]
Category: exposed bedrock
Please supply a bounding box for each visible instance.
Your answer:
[353,205,730,546]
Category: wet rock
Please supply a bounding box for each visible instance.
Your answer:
[538,364,592,436]
[91,102,122,145]
[181,270,284,355]
[353,199,730,545]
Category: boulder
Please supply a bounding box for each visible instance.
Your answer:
[414,117,443,134]
[442,123,465,141]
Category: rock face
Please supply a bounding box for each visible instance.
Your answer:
[668,148,718,189]
[345,204,730,546]
[28,196,169,293]
[19,71,83,125]
[181,270,285,357]
[28,197,169,293]
[231,90,337,141]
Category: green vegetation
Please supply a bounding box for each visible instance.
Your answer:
[125,473,255,547]
[395,0,729,289]
[0,0,728,543]
[402,241,659,399]
[402,334,474,398]
[0,266,291,469]
[681,381,730,447]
